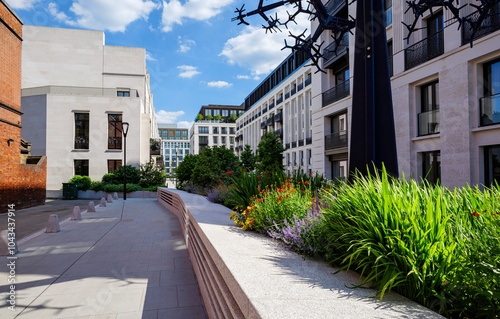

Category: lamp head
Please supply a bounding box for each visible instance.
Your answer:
[122,122,130,136]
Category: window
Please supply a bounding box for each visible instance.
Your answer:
[214,109,220,116]
[231,110,237,115]
[222,110,228,117]
[293,153,297,166]
[74,113,89,149]
[182,136,188,140]
[229,128,235,134]
[221,127,227,134]
[162,136,167,140]
[332,160,347,182]
[230,137,234,144]
[172,156,177,161]
[286,153,290,166]
[419,81,440,136]
[179,156,183,161]
[166,168,170,173]
[170,137,174,140]
[182,130,187,135]
[108,114,122,149]
[481,58,500,126]
[158,129,162,136]
[485,145,500,186]
[221,136,226,144]
[165,156,170,161]
[384,0,392,27]
[185,150,189,155]
[205,109,212,116]
[199,136,209,144]
[165,162,170,167]
[74,160,89,176]
[176,130,181,136]
[117,91,130,97]
[165,149,170,154]
[422,151,441,185]
[213,136,218,144]
[213,127,219,134]
[178,149,183,154]
[176,137,181,140]
[199,126,209,134]
[108,160,122,173]
[163,130,168,135]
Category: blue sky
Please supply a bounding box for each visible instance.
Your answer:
[6,0,310,129]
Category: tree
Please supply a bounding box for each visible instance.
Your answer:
[214,114,222,121]
[228,113,238,123]
[196,114,203,121]
[240,145,256,171]
[206,114,214,120]
[256,132,285,173]
[191,146,241,188]
[176,154,199,188]
[139,161,166,187]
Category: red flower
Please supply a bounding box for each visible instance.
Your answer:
[265,172,269,175]
[309,174,312,177]
[287,179,291,182]
[471,212,480,217]
[285,175,288,177]
[226,171,232,174]
[218,178,222,181]
[257,187,260,190]
[483,209,487,212]
[243,169,246,172]
[282,182,285,185]
[305,181,310,185]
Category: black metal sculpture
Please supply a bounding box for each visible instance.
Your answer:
[233,0,500,178]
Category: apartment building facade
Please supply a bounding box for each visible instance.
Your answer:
[312,0,500,187]
[157,123,190,175]
[235,50,314,175]
[21,26,158,192]
[190,104,244,154]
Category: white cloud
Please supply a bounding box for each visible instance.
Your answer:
[220,5,310,76]
[5,0,44,10]
[237,75,250,79]
[177,121,194,129]
[177,37,196,53]
[177,65,200,78]
[156,110,185,123]
[207,81,232,88]
[145,51,157,61]
[253,76,261,81]
[48,0,159,32]
[161,0,234,32]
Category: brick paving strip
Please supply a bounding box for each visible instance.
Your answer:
[0,198,207,319]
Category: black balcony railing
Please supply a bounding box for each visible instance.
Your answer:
[74,136,89,149]
[266,117,274,126]
[462,7,500,46]
[298,139,304,147]
[276,97,283,105]
[418,109,440,136]
[285,143,290,149]
[325,131,347,150]
[298,82,304,91]
[405,30,444,70]
[292,141,297,148]
[274,128,283,137]
[261,121,267,129]
[480,93,500,126]
[275,112,283,122]
[306,137,312,145]
[291,87,296,96]
[322,79,350,107]
[323,32,349,67]
[285,92,290,100]
[305,77,311,86]
[263,107,268,114]
[325,0,346,15]
[108,137,122,149]
[388,55,394,77]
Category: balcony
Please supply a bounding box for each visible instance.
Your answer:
[323,32,349,69]
[276,97,283,105]
[285,143,290,149]
[480,93,500,126]
[462,8,500,46]
[298,82,304,91]
[322,79,350,107]
[274,111,283,122]
[285,92,290,100]
[306,137,312,145]
[274,128,283,137]
[325,131,348,150]
[263,107,268,114]
[405,30,444,70]
[298,139,304,147]
[74,136,89,150]
[325,0,346,15]
[261,121,267,129]
[417,109,440,136]
[305,77,311,87]
[291,87,297,96]
[266,117,274,126]
[108,137,122,149]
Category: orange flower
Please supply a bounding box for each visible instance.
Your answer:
[305,181,310,185]
[287,179,291,182]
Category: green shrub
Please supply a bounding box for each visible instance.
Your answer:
[102,183,142,193]
[104,165,140,184]
[191,146,241,188]
[89,181,104,192]
[68,175,92,191]
[139,161,166,188]
[176,154,199,189]
[101,173,115,184]
[256,132,285,174]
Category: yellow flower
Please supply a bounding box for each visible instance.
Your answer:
[242,224,249,230]
[230,212,236,220]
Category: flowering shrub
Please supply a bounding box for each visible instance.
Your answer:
[206,184,234,207]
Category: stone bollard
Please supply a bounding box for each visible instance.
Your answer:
[46,214,60,233]
[88,201,96,212]
[107,194,112,203]
[99,197,106,207]
[71,206,81,220]
[0,230,17,256]
[113,192,119,200]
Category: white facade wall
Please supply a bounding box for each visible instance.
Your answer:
[190,122,237,155]
[311,0,500,187]
[20,26,157,190]
[236,64,313,174]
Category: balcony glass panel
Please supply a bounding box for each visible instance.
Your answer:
[418,109,440,136]
[325,131,348,150]
[322,79,350,107]
[480,93,500,126]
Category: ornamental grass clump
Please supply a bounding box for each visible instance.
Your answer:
[320,166,500,318]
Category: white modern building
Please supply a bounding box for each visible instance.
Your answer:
[235,51,314,175]
[157,123,190,175]
[311,0,500,187]
[21,26,158,192]
[190,105,244,155]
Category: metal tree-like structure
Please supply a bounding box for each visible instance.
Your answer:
[233,0,500,178]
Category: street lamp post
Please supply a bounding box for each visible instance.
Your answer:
[122,122,129,200]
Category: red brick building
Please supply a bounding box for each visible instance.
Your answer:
[0,0,46,212]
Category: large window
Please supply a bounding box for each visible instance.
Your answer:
[213,136,218,144]
[481,58,500,126]
[74,113,89,149]
[422,151,441,185]
[222,110,228,117]
[107,160,122,173]
[229,127,235,134]
[213,127,219,134]
[384,0,392,27]
[199,126,209,134]
[419,81,440,136]
[199,136,209,144]
[221,136,226,144]
[182,130,187,136]
[485,145,500,186]
[332,160,347,182]
[176,130,181,136]
[74,160,89,176]
[221,127,227,134]
[108,114,122,149]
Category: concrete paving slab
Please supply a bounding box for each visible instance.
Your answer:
[0,198,207,319]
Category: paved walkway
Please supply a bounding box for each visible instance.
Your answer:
[0,198,207,319]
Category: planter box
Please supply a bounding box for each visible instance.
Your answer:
[77,190,157,199]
